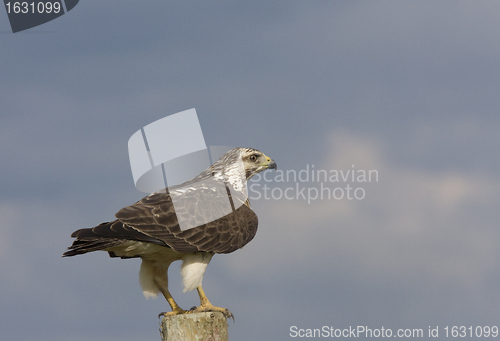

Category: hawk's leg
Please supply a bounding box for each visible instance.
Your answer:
[190,286,234,320]
[157,284,187,317]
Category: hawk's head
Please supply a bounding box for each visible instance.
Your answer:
[183,147,276,206]
[202,147,276,189]
[239,148,277,179]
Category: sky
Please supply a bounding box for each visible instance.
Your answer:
[1,1,500,340]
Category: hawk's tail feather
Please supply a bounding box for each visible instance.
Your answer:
[62,238,125,257]
[63,220,171,258]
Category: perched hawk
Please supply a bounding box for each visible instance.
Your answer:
[63,148,276,318]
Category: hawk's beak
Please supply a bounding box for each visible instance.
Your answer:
[267,159,277,170]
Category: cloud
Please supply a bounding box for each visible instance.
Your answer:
[2,1,500,339]
[228,130,500,289]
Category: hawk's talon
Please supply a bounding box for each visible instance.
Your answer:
[189,304,234,321]
[159,308,188,318]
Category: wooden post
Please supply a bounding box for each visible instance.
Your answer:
[160,312,228,341]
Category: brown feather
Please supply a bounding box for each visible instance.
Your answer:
[63,147,271,258]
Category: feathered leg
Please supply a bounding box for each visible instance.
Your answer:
[179,253,233,319]
[139,258,186,317]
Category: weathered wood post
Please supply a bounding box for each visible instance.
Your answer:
[160,312,228,341]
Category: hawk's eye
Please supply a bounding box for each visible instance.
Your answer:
[250,155,258,162]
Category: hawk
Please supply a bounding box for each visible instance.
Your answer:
[63,147,276,318]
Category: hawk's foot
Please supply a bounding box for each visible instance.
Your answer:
[189,304,234,320]
[158,307,188,318]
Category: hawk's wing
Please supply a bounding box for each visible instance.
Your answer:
[65,186,258,256]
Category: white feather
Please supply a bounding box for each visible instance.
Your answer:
[180,252,213,292]
[106,242,214,297]
[106,241,183,299]
[139,259,160,299]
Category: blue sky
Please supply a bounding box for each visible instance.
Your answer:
[1,1,500,340]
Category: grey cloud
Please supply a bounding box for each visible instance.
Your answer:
[2,1,500,340]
